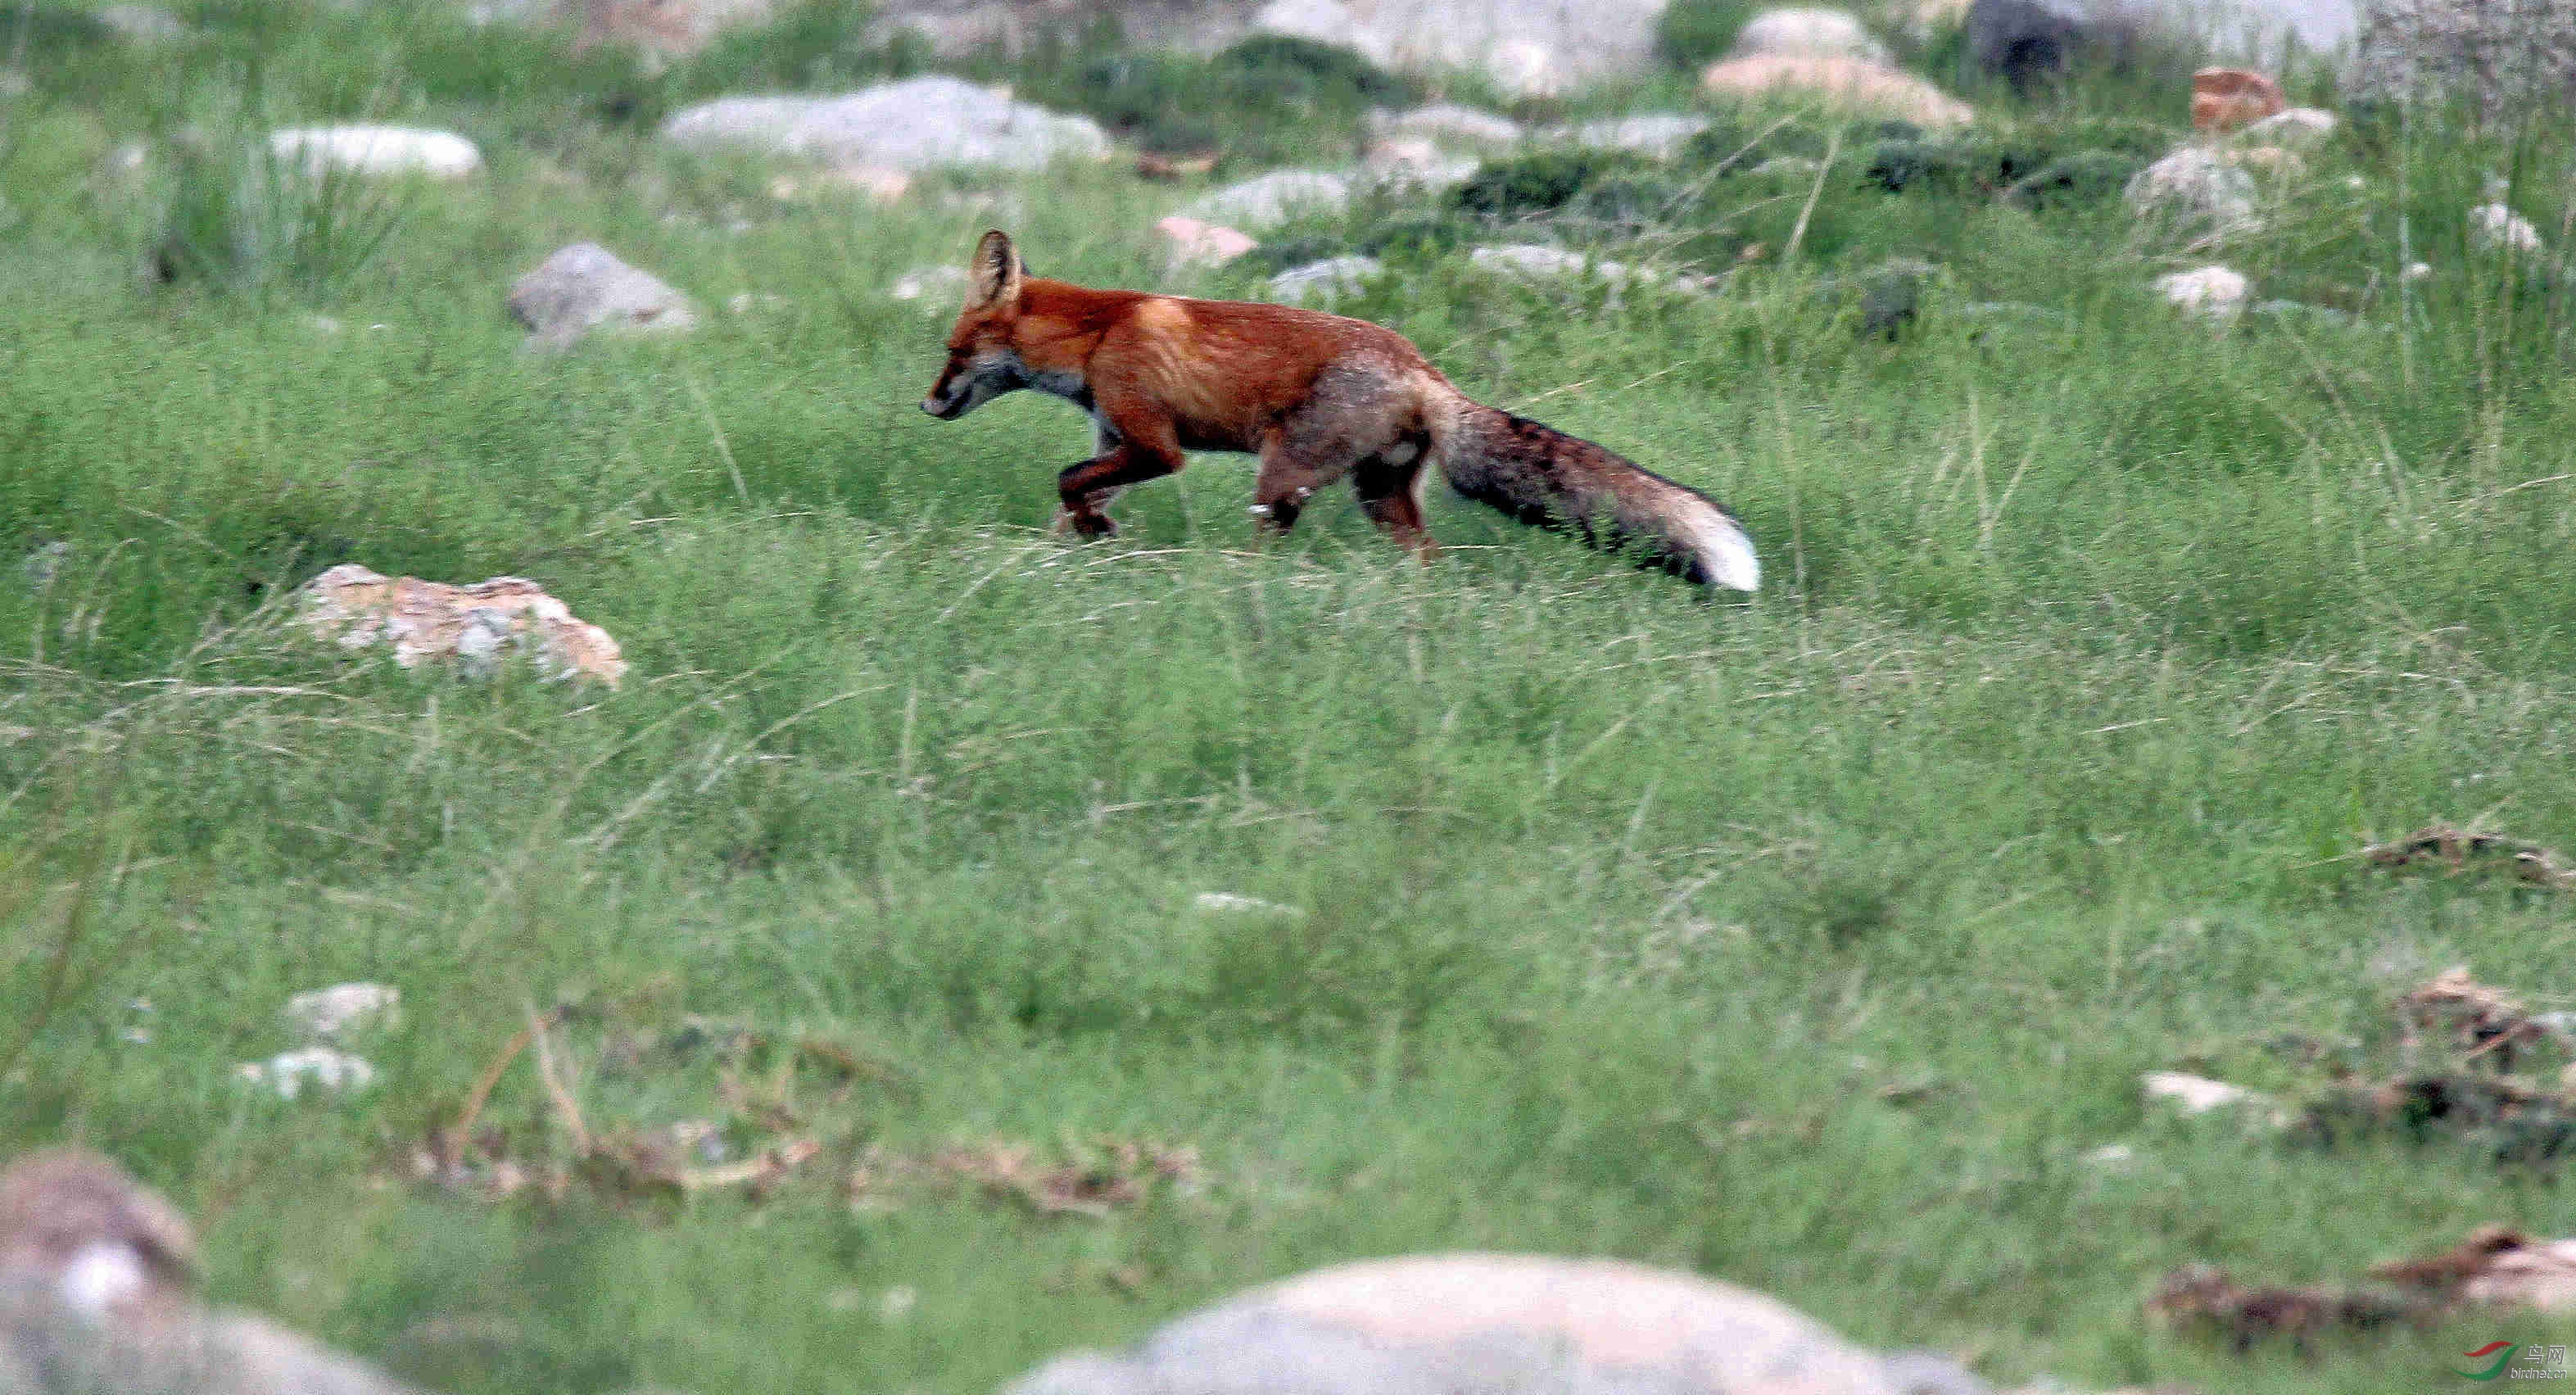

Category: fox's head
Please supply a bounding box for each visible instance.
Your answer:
[921,230,1032,421]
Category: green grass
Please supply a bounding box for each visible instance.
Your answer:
[7,4,2576,1393]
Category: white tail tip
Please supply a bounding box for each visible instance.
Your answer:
[1689,513,1760,591]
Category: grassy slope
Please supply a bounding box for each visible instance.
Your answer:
[7,5,2576,1392]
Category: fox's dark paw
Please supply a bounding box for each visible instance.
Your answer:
[1055,509,1118,538]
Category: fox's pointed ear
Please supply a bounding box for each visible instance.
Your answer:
[968,229,1024,309]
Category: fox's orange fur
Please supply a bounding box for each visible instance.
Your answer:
[920,231,1759,591]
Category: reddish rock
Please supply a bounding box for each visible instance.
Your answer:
[2189,68,2284,134]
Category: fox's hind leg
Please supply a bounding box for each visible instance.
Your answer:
[1351,438,1436,561]
[1250,362,1407,537]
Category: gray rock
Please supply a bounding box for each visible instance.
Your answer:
[660,77,1109,172]
[2238,106,2337,146]
[1000,1254,1907,1395]
[266,126,482,179]
[1878,1350,1993,1395]
[1857,257,1938,339]
[283,984,400,1043]
[2123,146,2257,236]
[1552,114,1711,160]
[94,5,185,41]
[1181,170,1352,230]
[0,1149,419,1395]
[1267,256,1383,305]
[2347,0,2574,122]
[506,243,699,349]
[2251,298,2354,328]
[1732,7,1891,62]
[1254,0,1392,62]
[1370,102,1524,149]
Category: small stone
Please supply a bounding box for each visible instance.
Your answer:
[2239,106,2335,147]
[506,242,698,350]
[2125,147,2257,236]
[266,125,482,179]
[726,292,787,315]
[1193,893,1305,917]
[2468,202,2544,256]
[283,984,400,1042]
[891,264,971,303]
[1156,216,1259,268]
[2082,1144,2138,1168]
[2142,1069,2268,1113]
[94,5,185,42]
[2402,260,2433,283]
[238,1048,377,1101]
[2189,67,2284,134]
[1268,256,1383,306]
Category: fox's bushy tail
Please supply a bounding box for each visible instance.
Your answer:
[1433,402,1759,591]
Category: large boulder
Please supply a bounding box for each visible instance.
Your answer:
[2346,0,2574,121]
[660,76,1110,172]
[1701,55,1976,125]
[1,1149,420,1395]
[1731,7,1891,61]
[1000,1254,1938,1395]
[299,563,630,686]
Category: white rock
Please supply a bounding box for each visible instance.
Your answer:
[2239,106,2336,146]
[506,242,698,350]
[1484,38,1565,97]
[1731,7,1890,62]
[95,4,185,41]
[1182,170,1352,230]
[2402,260,2433,283]
[266,125,482,180]
[1269,256,1383,305]
[1254,0,1394,63]
[2469,202,2544,256]
[2125,147,2257,234]
[660,77,1109,173]
[238,1048,377,1101]
[2142,1070,2268,1114]
[891,264,971,304]
[283,983,400,1042]
[1157,216,1260,268]
[1551,114,1710,160]
[2082,1143,2139,1168]
[1193,893,1306,917]
[1370,103,1523,148]
[1001,1253,1908,1395]
[1470,244,1691,289]
[2155,265,2250,322]
[726,292,787,315]
[1364,138,1480,192]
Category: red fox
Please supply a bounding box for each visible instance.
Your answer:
[919,231,1759,591]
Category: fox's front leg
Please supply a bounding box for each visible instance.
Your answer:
[1054,401,1184,538]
